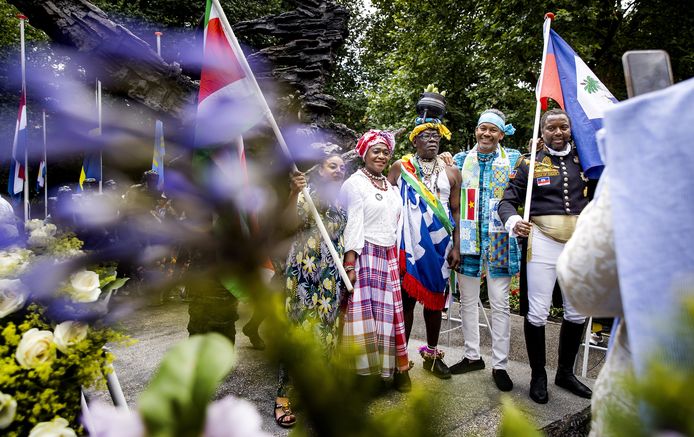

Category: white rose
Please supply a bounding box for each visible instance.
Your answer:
[0,391,17,429]
[0,252,25,278]
[15,328,56,369]
[28,417,76,437]
[68,270,101,303]
[43,223,57,237]
[0,279,27,319]
[204,396,271,437]
[53,321,88,354]
[28,229,51,248]
[24,219,43,232]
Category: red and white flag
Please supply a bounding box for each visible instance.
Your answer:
[195,0,265,148]
[8,90,26,196]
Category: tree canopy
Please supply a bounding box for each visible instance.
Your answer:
[331,0,694,154]
[0,0,692,186]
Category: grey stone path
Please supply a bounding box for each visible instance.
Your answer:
[93,301,603,436]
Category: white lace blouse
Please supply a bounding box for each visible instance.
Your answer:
[340,171,401,254]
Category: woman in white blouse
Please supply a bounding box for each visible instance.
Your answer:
[340,130,411,392]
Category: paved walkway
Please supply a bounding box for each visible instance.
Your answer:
[92,301,601,436]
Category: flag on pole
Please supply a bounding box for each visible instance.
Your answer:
[79,152,101,190]
[152,120,165,190]
[196,0,274,279]
[37,160,46,189]
[195,0,264,148]
[79,124,102,191]
[8,90,26,196]
[537,29,618,179]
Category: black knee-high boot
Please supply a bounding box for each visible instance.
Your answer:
[524,318,548,404]
[555,320,592,399]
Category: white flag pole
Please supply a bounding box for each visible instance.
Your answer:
[523,13,555,222]
[155,31,162,56]
[154,31,164,191]
[18,14,29,222]
[42,109,47,219]
[210,0,353,291]
[97,79,103,194]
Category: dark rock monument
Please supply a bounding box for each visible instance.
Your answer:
[234,0,357,151]
[7,0,357,151]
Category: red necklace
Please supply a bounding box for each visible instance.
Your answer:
[361,168,389,192]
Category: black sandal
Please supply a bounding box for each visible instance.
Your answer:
[274,397,296,428]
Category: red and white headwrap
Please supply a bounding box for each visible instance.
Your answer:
[355,129,395,159]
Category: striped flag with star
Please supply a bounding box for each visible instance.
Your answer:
[462,188,479,220]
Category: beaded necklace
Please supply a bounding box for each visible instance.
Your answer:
[360,168,389,192]
[415,154,444,196]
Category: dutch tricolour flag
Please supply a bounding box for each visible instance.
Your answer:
[538,29,618,179]
[194,0,264,148]
[9,90,26,196]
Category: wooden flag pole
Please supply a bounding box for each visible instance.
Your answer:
[211,0,353,291]
[523,13,555,221]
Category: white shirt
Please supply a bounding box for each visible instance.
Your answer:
[340,171,401,254]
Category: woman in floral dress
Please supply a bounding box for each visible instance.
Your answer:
[275,153,347,427]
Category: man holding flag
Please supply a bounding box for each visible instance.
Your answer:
[495,13,618,405]
[499,109,592,404]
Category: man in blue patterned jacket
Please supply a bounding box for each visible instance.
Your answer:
[449,109,521,392]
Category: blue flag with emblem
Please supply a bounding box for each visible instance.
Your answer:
[397,175,453,311]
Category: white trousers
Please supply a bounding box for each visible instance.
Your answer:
[456,271,511,370]
[526,226,586,327]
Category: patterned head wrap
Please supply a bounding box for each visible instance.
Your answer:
[477,111,516,136]
[355,129,396,159]
[409,119,452,143]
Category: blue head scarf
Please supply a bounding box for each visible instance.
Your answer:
[477,111,516,136]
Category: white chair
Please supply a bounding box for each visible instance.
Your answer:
[579,316,608,377]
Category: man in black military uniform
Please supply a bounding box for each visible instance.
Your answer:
[498,108,592,404]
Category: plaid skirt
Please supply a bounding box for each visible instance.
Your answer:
[342,241,409,377]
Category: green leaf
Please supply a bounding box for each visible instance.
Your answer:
[499,396,543,437]
[138,333,236,437]
[102,277,129,293]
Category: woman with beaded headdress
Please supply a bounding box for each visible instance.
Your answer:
[387,89,461,380]
[340,129,411,392]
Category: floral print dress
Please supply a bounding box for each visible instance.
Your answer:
[284,185,346,356]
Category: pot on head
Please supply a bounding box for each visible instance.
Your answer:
[416,92,447,120]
